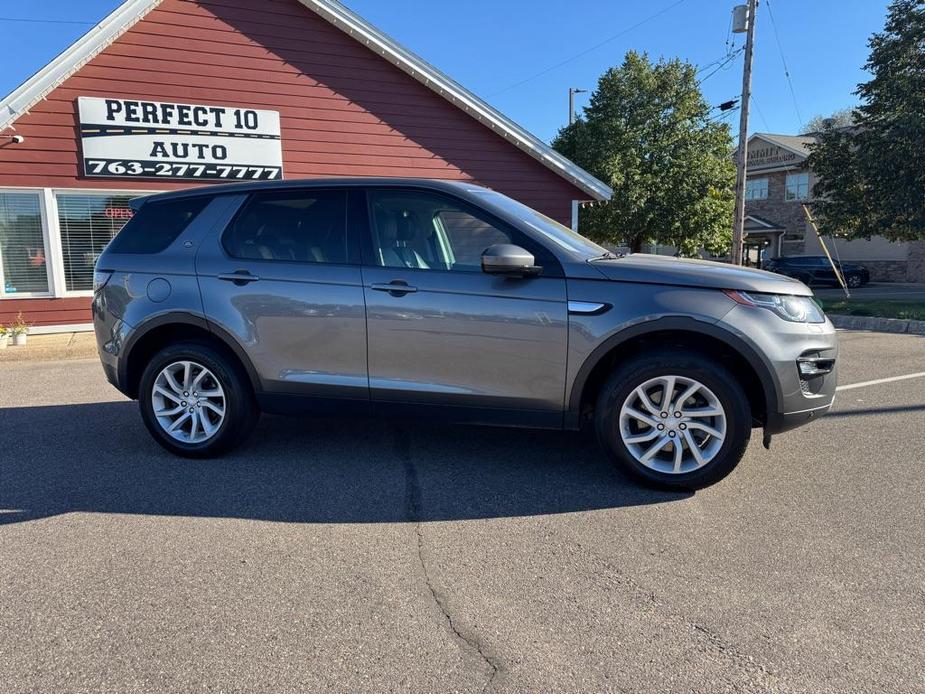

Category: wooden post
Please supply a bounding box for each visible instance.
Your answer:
[802,204,850,299]
[732,0,758,266]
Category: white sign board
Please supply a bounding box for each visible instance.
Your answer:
[78,97,283,181]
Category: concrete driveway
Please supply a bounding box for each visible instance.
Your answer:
[0,331,923,692]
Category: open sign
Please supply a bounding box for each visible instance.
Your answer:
[104,207,134,219]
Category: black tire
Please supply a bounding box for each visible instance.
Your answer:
[846,273,863,289]
[138,342,259,458]
[594,350,752,490]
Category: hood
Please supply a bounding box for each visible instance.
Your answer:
[589,254,812,296]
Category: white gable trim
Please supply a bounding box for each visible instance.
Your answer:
[0,0,612,201]
[0,0,162,131]
[749,133,811,160]
[301,0,611,201]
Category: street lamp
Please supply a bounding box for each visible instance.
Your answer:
[568,88,588,126]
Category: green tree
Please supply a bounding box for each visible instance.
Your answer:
[803,107,857,134]
[807,0,925,241]
[552,51,735,255]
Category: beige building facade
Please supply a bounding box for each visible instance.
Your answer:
[743,133,924,282]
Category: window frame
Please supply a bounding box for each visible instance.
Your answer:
[219,187,358,267]
[361,186,563,278]
[0,186,53,299]
[51,187,156,297]
[745,177,769,201]
[784,172,810,202]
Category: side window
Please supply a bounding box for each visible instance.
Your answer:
[368,189,532,272]
[107,196,210,255]
[223,189,348,264]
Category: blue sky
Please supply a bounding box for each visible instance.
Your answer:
[1,0,890,142]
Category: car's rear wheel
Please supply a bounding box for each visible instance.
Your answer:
[595,351,751,490]
[139,342,258,458]
[845,272,863,288]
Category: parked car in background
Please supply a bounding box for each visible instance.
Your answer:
[92,179,838,490]
[763,256,870,288]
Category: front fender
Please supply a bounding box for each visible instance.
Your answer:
[565,316,781,429]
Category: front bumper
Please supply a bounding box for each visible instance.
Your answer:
[720,305,838,435]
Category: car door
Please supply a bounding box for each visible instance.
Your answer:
[812,256,835,284]
[360,187,569,425]
[196,187,368,410]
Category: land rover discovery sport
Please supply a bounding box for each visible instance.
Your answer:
[92,179,837,489]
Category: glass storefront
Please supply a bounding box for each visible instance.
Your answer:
[0,189,146,299]
[56,193,136,292]
[0,191,48,296]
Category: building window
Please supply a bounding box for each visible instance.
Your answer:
[745,178,768,200]
[0,191,49,296]
[56,193,137,292]
[785,172,810,201]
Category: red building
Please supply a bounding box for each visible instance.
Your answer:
[0,0,609,332]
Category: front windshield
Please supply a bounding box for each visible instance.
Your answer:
[475,191,608,258]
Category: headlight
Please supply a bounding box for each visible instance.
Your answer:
[724,290,826,323]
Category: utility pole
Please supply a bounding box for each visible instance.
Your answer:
[569,88,587,126]
[731,0,758,265]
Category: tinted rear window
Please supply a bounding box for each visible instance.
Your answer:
[222,189,348,264]
[107,196,211,254]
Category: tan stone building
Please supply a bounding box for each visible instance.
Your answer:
[743,133,924,282]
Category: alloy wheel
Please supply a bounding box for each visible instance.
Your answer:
[152,360,226,444]
[618,375,727,474]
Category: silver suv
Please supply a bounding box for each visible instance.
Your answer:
[92,179,837,489]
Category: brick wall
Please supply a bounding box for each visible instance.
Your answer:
[745,169,809,255]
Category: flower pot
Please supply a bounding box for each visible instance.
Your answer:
[11,333,26,347]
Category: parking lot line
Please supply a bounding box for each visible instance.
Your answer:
[836,371,925,392]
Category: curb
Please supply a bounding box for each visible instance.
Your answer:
[0,332,98,363]
[829,314,925,335]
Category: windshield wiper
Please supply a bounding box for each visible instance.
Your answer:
[587,251,622,262]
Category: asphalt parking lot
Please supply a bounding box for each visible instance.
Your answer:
[1,330,923,693]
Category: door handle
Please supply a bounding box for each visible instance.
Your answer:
[370,281,418,296]
[218,270,260,285]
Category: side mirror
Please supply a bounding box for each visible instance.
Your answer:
[481,244,542,277]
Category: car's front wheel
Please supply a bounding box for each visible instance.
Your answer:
[595,351,752,490]
[138,342,258,458]
[845,272,863,288]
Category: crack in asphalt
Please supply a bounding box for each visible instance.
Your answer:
[393,425,500,693]
[577,543,780,688]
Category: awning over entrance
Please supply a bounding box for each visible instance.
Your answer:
[744,215,785,258]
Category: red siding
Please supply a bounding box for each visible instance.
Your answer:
[0,0,585,222]
[0,297,90,328]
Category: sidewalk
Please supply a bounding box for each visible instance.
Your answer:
[0,332,97,363]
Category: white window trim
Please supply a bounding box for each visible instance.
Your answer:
[51,187,156,298]
[0,186,54,300]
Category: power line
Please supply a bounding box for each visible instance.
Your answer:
[696,47,743,76]
[697,47,744,84]
[763,0,804,130]
[0,16,94,25]
[708,106,739,124]
[750,95,771,132]
[487,0,688,97]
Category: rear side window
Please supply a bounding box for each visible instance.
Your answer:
[107,196,210,254]
[223,189,348,264]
